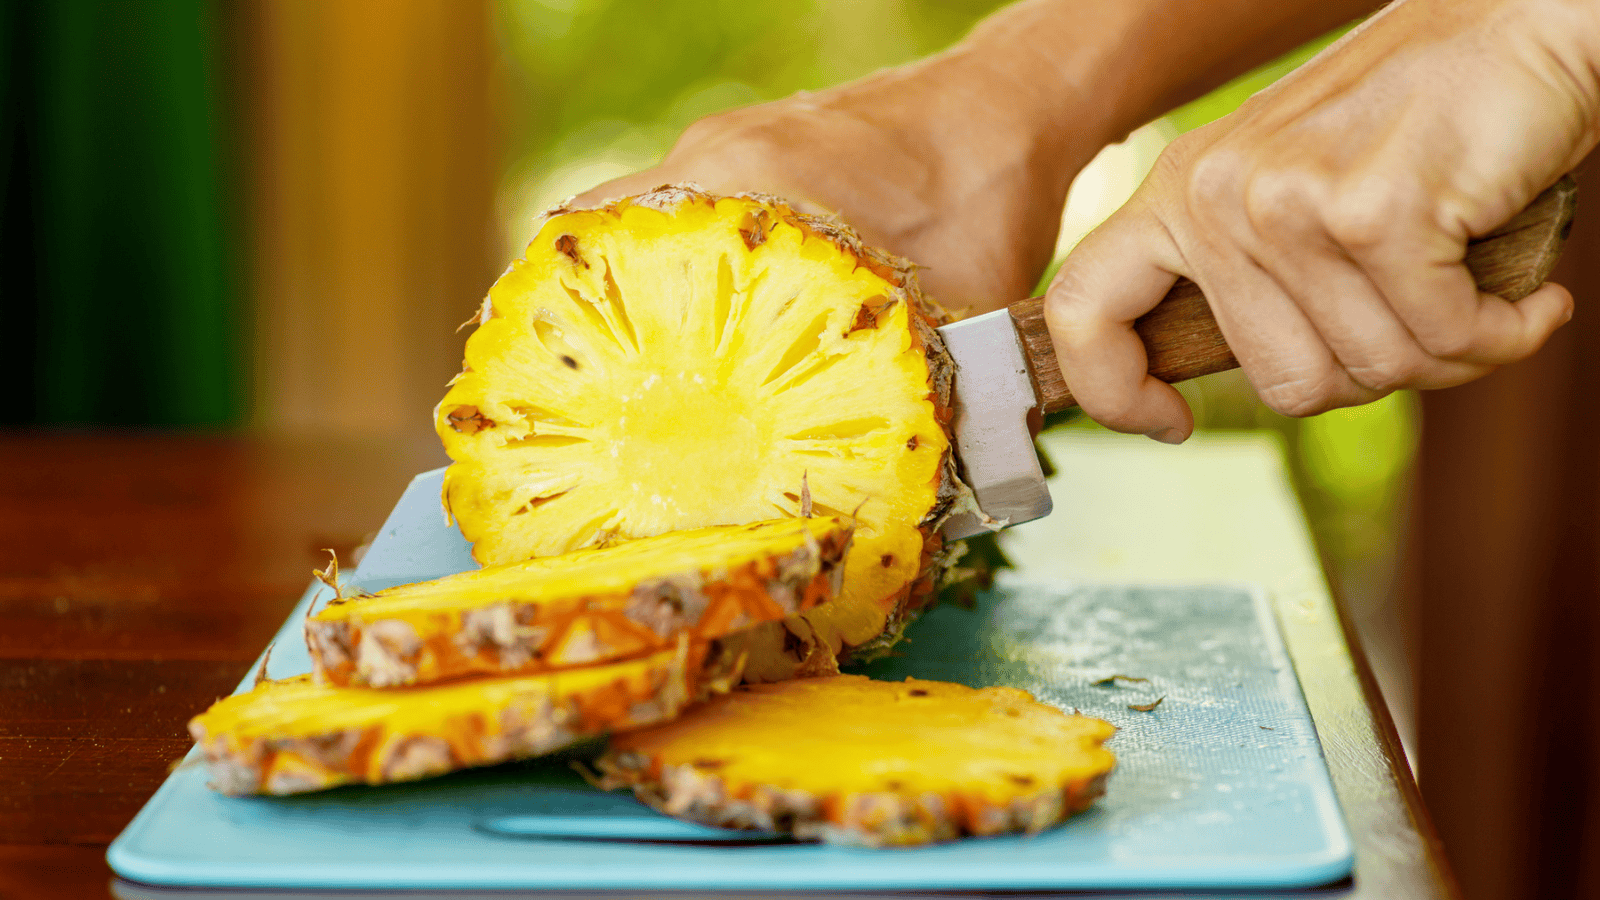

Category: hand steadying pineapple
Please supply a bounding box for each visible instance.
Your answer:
[576,0,1591,441]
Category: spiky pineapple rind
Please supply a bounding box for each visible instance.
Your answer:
[596,674,1117,846]
[437,184,973,676]
[600,755,1110,847]
[306,519,850,688]
[190,641,739,796]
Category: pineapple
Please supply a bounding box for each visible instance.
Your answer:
[437,186,965,677]
[307,517,850,687]
[190,641,735,796]
[597,674,1116,846]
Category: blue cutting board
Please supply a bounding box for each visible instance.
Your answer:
[108,469,1353,892]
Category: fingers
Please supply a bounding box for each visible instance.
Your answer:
[1187,248,1384,420]
[1046,176,1566,439]
[1044,208,1196,443]
[1243,214,1493,399]
[1343,224,1573,367]
[1247,184,1571,395]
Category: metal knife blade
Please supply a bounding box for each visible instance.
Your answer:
[937,310,1051,540]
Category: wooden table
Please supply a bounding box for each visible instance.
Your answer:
[0,430,1455,899]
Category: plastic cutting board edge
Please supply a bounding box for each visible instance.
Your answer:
[108,468,1355,892]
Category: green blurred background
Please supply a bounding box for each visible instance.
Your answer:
[1,0,238,425]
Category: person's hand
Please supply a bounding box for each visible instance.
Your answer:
[1045,0,1597,443]
[569,47,1101,314]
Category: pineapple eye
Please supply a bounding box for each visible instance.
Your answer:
[737,208,769,250]
[847,296,894,335]
[446,405,494,434]
[554,233,588,268]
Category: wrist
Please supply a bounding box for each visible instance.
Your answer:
[884,44,1112,200]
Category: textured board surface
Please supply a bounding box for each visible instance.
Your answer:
[108,469,1352,891]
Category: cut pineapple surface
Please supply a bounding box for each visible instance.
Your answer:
[598,674,1116,846]
[437,186,962,675]
[308,517,849,687]
[190,642,729,796]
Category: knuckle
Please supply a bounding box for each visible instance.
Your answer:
[1414,322,1478,360]
[1242,170,1324,236]
[1346,353,1423,393]
[1324,177,1424,251]
[1324,200,1392,250]
[1183,148,1247,215]
[1257,368,1343,418]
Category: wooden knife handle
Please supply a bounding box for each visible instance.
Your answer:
[1010,175,1579,415]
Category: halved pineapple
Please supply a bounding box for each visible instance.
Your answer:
[597,674,1116,846]
[190,641,734,796]
[437,186,964,676]
[307,517,849,687]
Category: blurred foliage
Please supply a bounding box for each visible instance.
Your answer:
[0,0,241,426]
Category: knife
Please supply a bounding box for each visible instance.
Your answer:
[938,176,1579,540]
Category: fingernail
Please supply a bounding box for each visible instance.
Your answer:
[1148,428,1187,445]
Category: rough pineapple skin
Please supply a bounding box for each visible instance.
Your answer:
[190,641,736,796]
[435,185,966,679]
[596,674,1116,846]
[306,518,850,688]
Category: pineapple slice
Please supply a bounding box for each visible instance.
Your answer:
[307,517,850,687]
[597,674,1116,846]
[437,186,963,676]
[190,641,733,796]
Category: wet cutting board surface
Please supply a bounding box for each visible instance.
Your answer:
[109,469,1353,892]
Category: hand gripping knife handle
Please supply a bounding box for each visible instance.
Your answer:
[939,176,1577,540]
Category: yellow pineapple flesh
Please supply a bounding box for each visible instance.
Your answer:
[190,641,734,796]
[437,186,963,677]
[308,517,850,687]
[597,674,1116,846]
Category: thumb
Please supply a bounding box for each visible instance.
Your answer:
[1044,205,1195,443]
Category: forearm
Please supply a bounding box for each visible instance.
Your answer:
[801,0,1383,238]
[951,0,1384,144]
